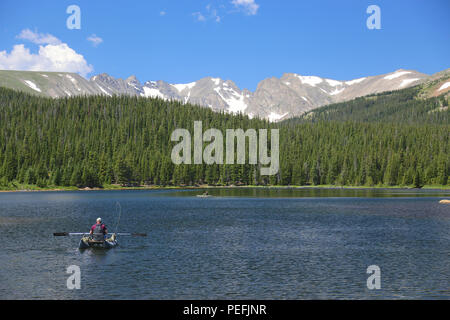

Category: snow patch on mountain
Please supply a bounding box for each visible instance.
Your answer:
[211,78,221,86]
[399,78,419,88]
[96,84,111,96]
[184,90,191,104]
[438,81,450,91]
[384,71,412,80]
[66,74,77,84]
[226,94,248,113]
[24,80,41,92]
[172,82,196,92]
[295,75,323,86]
[214,87,248,113]
[143,86,166,99]
[345,77,366,85]
[66,74,82,91]
[222,82,234,92]
[330,87,345,95]
[325,79,342,86]
[268,111,288,122]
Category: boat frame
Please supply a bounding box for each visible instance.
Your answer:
[79,233,118,249]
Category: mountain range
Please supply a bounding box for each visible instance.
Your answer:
[1,68,449,121]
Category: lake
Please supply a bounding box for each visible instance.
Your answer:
[0,188,449,299]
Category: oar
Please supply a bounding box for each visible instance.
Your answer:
[53,232,147,237]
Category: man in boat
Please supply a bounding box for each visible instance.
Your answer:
[90,217,108,241]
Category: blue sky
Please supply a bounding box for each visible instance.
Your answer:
[0,0,448,90]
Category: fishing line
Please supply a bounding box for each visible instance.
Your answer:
[114,201,122,234]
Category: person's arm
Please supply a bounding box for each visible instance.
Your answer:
[103,225,108,234]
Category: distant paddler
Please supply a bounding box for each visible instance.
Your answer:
[439,199,450,204]
[90,217,108,241]
[197,191,211,198]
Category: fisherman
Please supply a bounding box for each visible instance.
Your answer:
[90,217,108,241]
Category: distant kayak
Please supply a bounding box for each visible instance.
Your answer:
[79,233,118,249]
[197,194,212,198]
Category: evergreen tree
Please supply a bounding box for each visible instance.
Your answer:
[0,86,447,190]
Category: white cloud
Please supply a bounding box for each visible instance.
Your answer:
[193,4,221,23]
[0,30,93,77]
[87,34,103,47]
[211,8,221,22]
[160,11,166,16]
[231,0,259,15]
[17,29,62,45]
[193,12,206,22]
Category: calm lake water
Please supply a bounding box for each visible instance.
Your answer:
[0,188,449,299]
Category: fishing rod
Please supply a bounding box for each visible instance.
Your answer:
[53,232,147,237]
[54,201,146,237]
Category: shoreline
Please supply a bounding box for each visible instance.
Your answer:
[1,184,449,192]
